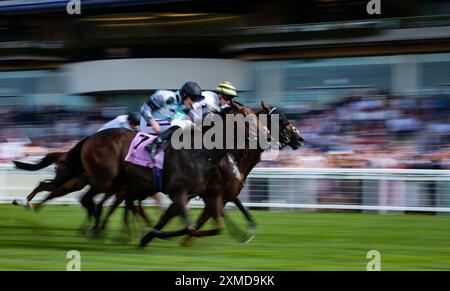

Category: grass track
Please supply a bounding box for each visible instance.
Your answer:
[0,205,449,270]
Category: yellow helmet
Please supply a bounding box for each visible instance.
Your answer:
[216,81,238,99]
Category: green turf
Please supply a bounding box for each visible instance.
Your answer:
[0,204,449,270]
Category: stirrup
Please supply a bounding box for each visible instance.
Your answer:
[146,140,160,161]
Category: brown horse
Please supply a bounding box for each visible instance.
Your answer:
[13,101,303,246]
[12,148,91,213]
[11,104,253,239]
[12,142,161,235]
[77,102,253,244]
[143,101,304,247]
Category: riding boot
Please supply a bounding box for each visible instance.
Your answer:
[145,136,163,159]
[145,126,180,158]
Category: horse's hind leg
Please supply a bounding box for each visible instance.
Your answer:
[33,177,86,211]
[121,196,141,245]
[100,193,124,231]
[79,187,98,225]
[92,191,117,238]
[180,206,212,247]
[136,201,152,227]
[153,192,164,215]
[142,192,220,246]
[188,196,224,238]
[78,187,104,237]
[96,192,115,225]
[12,180,56,208]
[139,199,181,247]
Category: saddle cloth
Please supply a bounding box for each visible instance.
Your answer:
[125,132,164,169]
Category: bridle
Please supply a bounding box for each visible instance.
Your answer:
[266,107,292,149]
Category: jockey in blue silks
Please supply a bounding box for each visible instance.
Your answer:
[139,81,204,157]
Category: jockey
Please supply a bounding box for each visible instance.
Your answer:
[190,81,239,121]
[97,112,141,132]
[215,81,239,109]
[139,89,179,134]
[143,81,204,156]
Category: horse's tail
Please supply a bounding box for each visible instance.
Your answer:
[13,152,66,171]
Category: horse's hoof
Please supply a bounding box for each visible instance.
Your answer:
[240,233,256,244]
[140,230,157,247]
[92,228,102,240]
[12,198,30,208]
[240,225,257,244]
[180,237,194,247]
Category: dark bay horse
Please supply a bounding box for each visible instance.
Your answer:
[12,137,161,235]
[11,106,251,238]
[78,102,254,243]
[145,101,304,247]
[12,101,303,246]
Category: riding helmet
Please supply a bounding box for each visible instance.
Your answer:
[127,112,141,126]
[179,81,203,102]
[216,81,238,100]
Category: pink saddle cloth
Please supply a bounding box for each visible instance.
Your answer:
[125,132,164,169]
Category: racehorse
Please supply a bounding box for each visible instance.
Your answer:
[141,101,304,247]
[12,142,162,235]
[76,101,254,244]
[12,101,303,246]
[11,106,251,239]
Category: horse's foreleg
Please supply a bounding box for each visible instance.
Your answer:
[230,197,257,243]
[139,201,179,247]
[153,192,164,215]
[232,197,257,227]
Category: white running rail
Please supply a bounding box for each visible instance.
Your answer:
[1,164,450,213]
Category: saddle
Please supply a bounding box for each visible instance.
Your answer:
[124,132,165,191]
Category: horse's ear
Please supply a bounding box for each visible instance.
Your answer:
[261,100,271,113]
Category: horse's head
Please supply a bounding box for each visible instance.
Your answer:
[260,101,304,150]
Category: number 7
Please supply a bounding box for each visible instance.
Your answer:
[134,134,150,150]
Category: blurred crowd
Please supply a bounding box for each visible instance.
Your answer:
[0,104,124,162]
[259,93,450,169]
[1,93,450,169]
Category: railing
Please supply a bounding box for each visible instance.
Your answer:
[1,165,450,214]
[239,168,450,213]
